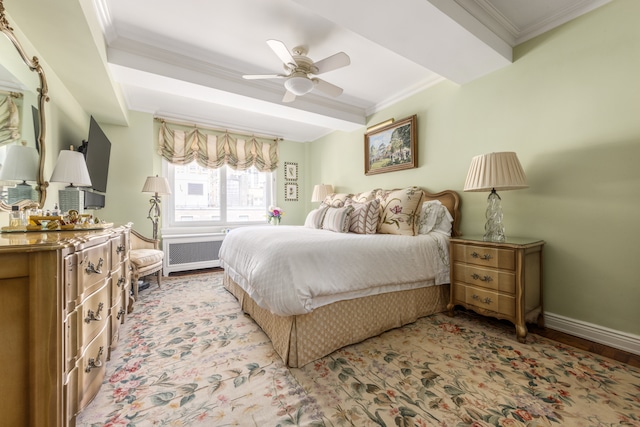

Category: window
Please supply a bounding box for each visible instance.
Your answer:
[165,160,274,227]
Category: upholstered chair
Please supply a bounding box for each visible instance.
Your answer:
[129,229,164,301]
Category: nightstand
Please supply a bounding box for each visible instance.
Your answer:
[447,236,544,343]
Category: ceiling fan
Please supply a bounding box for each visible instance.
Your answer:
[242,39,350,103]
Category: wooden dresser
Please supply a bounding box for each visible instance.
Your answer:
[447,236,544,343]
[0,224,131,427]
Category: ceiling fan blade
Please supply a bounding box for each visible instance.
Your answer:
[313,52,350,74]
[242,74,286,80]
[267,39,296,66]
[282,90,297,103]
[313,78,343,97]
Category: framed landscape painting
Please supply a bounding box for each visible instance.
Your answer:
[364,115,417,175]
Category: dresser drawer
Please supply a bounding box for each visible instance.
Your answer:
[452,243,515,270]
[77,325,109,412]
[453,284,515,318]
[78,283,110,350]
[452,263,515,294]
[64,253,78,312]
[64,310,78,373]
[111,233,129,269]
[110,265,127,305]
[78,241,110,296]
[65,365,79,425]
[109,297,126,354]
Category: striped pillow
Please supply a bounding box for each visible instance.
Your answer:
[304,205,329,229]
[345,198,380,234]
[322,205,355,233]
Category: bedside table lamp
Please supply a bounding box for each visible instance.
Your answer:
[463,152,528,242]
[142,175,171,240]
[311,184,333,202]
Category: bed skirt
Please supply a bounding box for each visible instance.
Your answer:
[223,273,450,367]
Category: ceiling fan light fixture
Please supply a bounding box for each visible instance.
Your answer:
[284,75,314,96]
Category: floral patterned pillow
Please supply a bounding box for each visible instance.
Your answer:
[345,198,380,234]
[322,205,355,233]
[322,193,354,208]
[351,189,381,203]
[376,187,424,236]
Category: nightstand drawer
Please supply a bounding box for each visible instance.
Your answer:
[452,263,515,294]
[452,243,515,270]
[454,284,515,317]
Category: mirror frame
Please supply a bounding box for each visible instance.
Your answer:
[0,0,48,210]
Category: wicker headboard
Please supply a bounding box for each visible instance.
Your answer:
[421,189,461,237]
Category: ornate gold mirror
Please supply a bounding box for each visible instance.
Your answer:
[0,0,48,210]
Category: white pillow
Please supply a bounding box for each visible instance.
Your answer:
[322,206,355,233]
[304,205,329,229]
[418,200,453,236]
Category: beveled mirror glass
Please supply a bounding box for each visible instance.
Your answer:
[0,0,48,210]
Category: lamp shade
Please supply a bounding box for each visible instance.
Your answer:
[284,74,315,96]
[50,150,92,187]
[464,152,528,192]
[311,184,334,202]
[0,144,38,183]
[142,175,171,195]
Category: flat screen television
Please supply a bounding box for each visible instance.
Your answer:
[78,116,111,193]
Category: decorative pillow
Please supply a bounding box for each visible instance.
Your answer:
[351,189,381,203]
[304,205,329,229]
[418,200,453,235]
[322,205,355,233]
[322,193,354,208]
[345,198,380,234]
[376,187,424,236]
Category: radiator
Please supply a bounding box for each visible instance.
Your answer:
[162,233,225,275]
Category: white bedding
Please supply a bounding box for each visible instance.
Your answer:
[219,225,451,316]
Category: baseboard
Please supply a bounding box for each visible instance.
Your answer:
[545,312,640,356]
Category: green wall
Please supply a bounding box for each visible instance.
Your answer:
[308,0,640,335]
[5,0,638,339]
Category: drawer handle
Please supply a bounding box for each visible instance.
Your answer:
[117,308,125,320]
[85,257,104,275]
[117,277,126,287]
[471,252,493,261]
[472,294,493,305]
[116,244,126,254]
[85,346,104,373]
[471,273,493,283]
[85,302,104,323]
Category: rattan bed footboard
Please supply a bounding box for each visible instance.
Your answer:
[223,273,449,367]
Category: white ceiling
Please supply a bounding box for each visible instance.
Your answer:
[5,0,610,142]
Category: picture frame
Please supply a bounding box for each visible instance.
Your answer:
[285,182,298,201]
[284,162,298,181]
[364,115,417,175]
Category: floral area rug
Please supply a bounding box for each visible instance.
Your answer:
[78,272,640,427]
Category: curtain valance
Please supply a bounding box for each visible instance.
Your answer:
[0,95,20,147]
[158,121,279,172]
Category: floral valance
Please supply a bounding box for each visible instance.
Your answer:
[158,121,279,172]
[0,95,20,147]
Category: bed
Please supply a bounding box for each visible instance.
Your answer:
[219,187,460,367]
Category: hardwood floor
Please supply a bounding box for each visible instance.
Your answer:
[529,324,640,369]
[165,269,640,369]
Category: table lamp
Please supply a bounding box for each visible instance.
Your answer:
[463,152,528,242]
